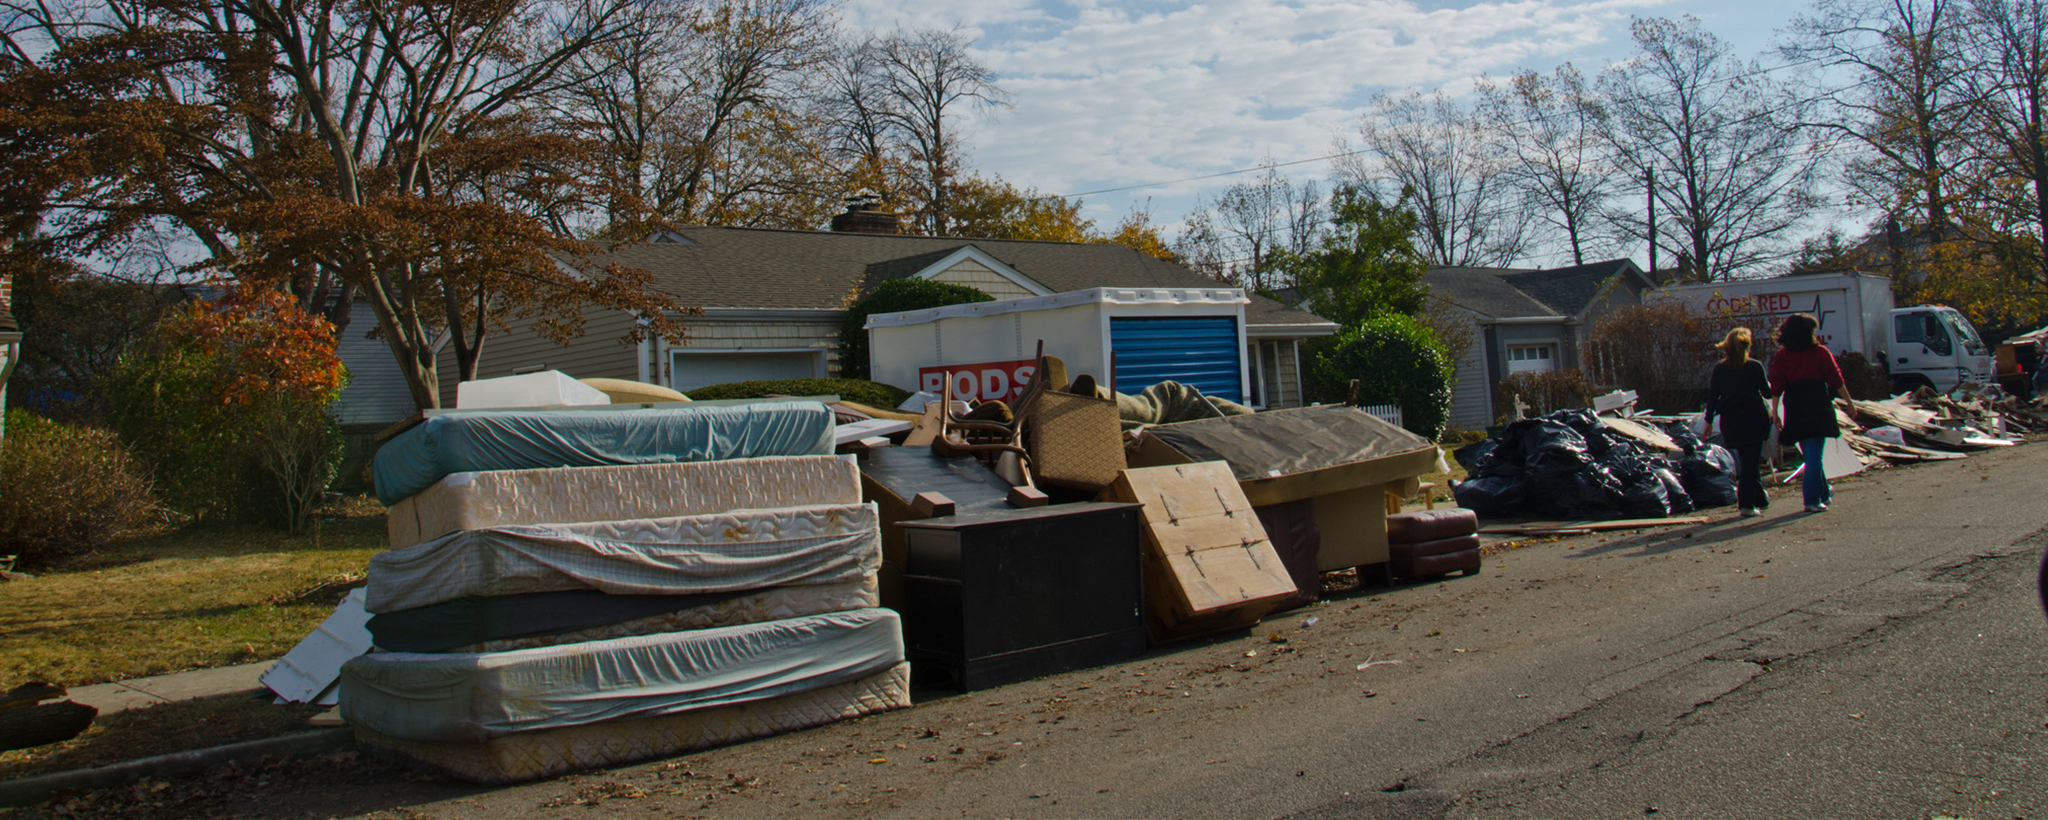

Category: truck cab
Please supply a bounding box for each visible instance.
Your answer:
[1888,305,1994,394]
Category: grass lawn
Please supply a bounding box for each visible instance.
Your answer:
[0,496,385,693]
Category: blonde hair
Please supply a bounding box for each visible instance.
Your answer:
[1716,327,1752,365]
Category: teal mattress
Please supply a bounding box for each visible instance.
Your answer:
[372,402,836,505]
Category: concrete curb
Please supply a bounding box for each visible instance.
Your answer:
[0,728,353,808]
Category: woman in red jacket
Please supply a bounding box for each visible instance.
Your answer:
[1768,313,1856,513]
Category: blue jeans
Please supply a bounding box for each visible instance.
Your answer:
[1798,438,1833,508]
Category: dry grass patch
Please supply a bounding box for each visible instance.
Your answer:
[0,496,384,692]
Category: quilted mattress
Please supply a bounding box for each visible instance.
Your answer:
[372,402,836,505]
[445,578,878,654]
[354,662,912,785]
[365,503,879,614]
[385,456,861,548]
[339,608,905,743]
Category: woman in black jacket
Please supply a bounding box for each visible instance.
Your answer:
[1702,327,1775,516]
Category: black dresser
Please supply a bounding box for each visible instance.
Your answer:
[899,501,1145,690]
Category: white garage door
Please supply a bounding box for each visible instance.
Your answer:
[1505,344,1557,374]
[671,351,822,391]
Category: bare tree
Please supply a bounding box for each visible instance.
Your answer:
[551,0,842,232]
[1338,91,1530,268]
[859,27,1011,236]
[1786,0,1977,243]
[1966,0,2048,280]
[1477,66,1617,266]
[1600,16,1825,281]
[1175,162,1323,294]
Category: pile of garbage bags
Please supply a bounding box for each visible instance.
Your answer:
[1452,409,1739,519]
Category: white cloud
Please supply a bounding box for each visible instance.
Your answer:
[839,0,1819,237]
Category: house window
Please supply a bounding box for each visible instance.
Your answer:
[1505,344,1557,374]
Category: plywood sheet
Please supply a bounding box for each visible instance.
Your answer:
[1108,462,1294,623]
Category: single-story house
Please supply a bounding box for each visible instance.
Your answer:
[334,202,1339,428]
[1423,259,1652,430]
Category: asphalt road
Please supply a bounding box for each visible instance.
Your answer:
[46,442,2048,820]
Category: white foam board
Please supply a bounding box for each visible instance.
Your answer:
[261,587,374,703]
[456,371,611,410]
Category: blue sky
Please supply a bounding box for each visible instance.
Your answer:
[842,0,1832,266]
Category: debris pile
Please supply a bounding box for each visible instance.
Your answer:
[1844,385,2031,463]
[1452,409,1737,520]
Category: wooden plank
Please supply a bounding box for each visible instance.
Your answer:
[1479,516,1709,535]
[1600,417,1682,453]
[1110,463,1294,626]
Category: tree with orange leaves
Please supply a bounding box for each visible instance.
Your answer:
[107,288,347,531]
[0,0,694,411]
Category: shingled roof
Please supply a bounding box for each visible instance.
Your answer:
[1498,259,1645,316]
[586,226,1335,331]
[1424,259,1645,320]
[1422,266,1554,319]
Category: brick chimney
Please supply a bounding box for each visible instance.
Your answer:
[830,192,901,235]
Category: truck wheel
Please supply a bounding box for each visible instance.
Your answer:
[1890,374,1935,395]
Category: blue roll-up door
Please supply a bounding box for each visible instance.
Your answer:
[1110,316,1243,402]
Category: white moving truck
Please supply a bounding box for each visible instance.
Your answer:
[1648,273,1993,393]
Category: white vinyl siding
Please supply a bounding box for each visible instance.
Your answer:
[1443,309,1493,431]
[926,259,1036,300]
[435,309,642,409]
[333,301,431,426]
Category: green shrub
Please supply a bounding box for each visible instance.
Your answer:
[104,291,346,533]
[837,279,993,380]
[1310,314,1453,441]
[1496,368,1595,417]
[688,378,913,408]
[0,410,160,567]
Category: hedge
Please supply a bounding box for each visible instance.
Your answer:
[687,378,913,409]
[1309,313,1453,441]
[837,279,992,380]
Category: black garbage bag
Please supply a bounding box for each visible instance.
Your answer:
[1600,453,1695,518]
[1656,463,1695,514]
[1518,421,1588,462]
[1454,439,1522,479]
[1452,475,1529,517]
[1583,424,1642,460]
[1533,461,1624,519]
[1453,439,1497,473]
[1679,444,1740,508]
[1602,454,1671,518]
[1544,408,1602,437]
[1659,420,1706,456]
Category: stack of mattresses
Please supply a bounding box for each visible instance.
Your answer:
[1385,508,1481,580]
[344,403,911,784]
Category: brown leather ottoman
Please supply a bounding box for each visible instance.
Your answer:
[1386,509,1479,544]
[1390,534,1481,580]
